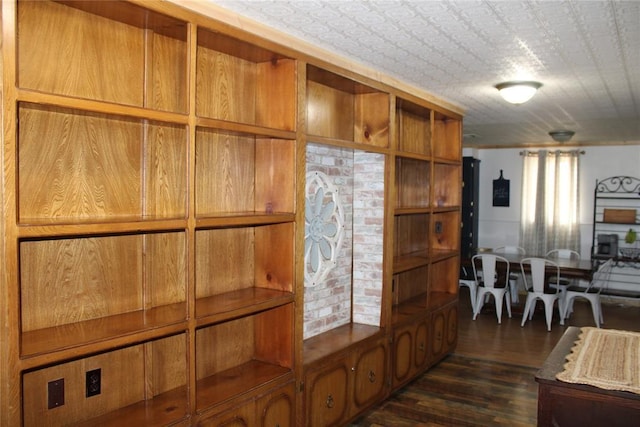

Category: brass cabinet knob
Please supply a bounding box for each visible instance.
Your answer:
[326,394,334,408]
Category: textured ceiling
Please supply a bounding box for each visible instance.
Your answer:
[207,0,640,148]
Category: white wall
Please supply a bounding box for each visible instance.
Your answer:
[464,145,640,259]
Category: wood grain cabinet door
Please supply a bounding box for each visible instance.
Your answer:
[430,302,458,365]
[430,309,446,363]
[305,359,350,427]
[257,383,295,427]
[197,401,255,427]
[446,303,458,349]
[392,318,429,390]
[351,339,388,412]
[413,320,429,371]
[392,324,414,387]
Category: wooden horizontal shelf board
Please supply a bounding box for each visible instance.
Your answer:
[433,156,461,165]
[391,310,427,327]
[394,251,429,273]
[197,27,291,63]
[307,65,383,95]
[74,386,189,427]
[21,302,187,359]
[394,207,431,215]
[428,291,458,310]
[306,134,390,154]
[17,218,188,238]
[17,89,189,125]
[432,206,461,214]
[303,323,382,366]
[196,360,292,413]
[55,0,189,40]
[196,116,296,139]
[430,249,460,262]
[196,288,294,327]
[195,213,295,229]
[392,293,428,322]
[395,151,432,162]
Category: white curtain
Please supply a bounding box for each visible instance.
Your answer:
[520,150,581,256]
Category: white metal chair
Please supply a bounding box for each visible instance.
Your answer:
[472,254,512,323]
[459,265,477,312]
[519,257,563,331]
[561,259,613,328]
[545,249,581,308]
[493,246,525,303]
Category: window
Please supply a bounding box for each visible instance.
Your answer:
[520,150,581,255]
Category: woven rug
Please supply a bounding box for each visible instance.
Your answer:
[556,327,640,394]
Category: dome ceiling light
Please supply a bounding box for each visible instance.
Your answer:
[549,130,575,142]
[495,81,542,105]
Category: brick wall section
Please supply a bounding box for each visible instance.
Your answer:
[352,152,384,326]
[304,144,385,339]
[304,143,353,339]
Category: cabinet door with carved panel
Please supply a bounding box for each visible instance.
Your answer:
[305,356,350,427]
[430,302,458,365]
[257,383,295,427]
[351,338,388,415]
[446,302,459,350]
[392,317,429,389]
[198,400,255,427]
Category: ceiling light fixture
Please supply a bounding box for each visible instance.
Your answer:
[549,130,575,143]
[495,81,542,105]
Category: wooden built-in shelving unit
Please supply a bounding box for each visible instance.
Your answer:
[0,1,461,425]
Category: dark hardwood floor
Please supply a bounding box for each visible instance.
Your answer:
[352,290,640,426]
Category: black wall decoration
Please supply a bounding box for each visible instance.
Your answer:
[493,170,510,207]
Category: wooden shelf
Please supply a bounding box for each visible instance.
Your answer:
[195,303,294,414]
[196,213,295,229]
[17,90,190,125]
[18,103,188,223]
[196,288,294,327]
[196,28,296,131]
[22,333,188,425]
[430,248,460,262]
[428,291,458,310]
[396,98,431,157]
[433,163,462,208]
[432,112,461,161]
[394,251,429,273]
[17,218,188,238]
[395,207,431,215]
[395,157,431,209]
[195,131,295,216]
[18,0,189,112]
[391,294,429,324]
[431,211,461,252]
[74,386,189,427]
[429,256,461,299]
[306,64,389,147]
[21,302,187,359]
[305,134,391,153]
[195,116,296,140]
[303,323,383,366]
[196,360,293,414]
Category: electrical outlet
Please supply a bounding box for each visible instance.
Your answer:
[48,378,64,409]
[86,368,101,398]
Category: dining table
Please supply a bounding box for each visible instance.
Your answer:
[489,251,595,282]
[462,250,595,284]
